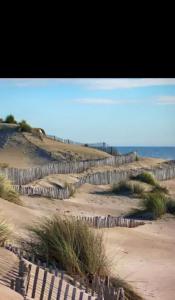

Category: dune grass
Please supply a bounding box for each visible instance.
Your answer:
[0,175,22,205]
[25,216,109,277]
[0,218,11,246]
[142,191,167,219]
[112,181,144,196]
[111,276,144,300]
[152,184,169,194]
[132,172,157,186]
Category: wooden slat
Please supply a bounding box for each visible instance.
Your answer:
[63,283,70,300]
[31,265,40,298]
[72,287,77,300]
[56,278,64,300]
[48,274,55,300]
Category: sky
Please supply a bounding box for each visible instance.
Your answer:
[0,78,175,146]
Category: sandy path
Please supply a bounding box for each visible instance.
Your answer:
[103,216,175,300]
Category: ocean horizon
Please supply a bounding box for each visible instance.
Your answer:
[115,146,175,160]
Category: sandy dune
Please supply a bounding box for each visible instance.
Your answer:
[103,217,175,300]
[0,124,110,168]
[0,170,175,299]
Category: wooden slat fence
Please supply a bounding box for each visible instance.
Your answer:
[0,152,137,185]
[46,134,82,145]
[6,245,125,300]
[13,185,71,200]
[75,215,145,228]
[12,161,175,200]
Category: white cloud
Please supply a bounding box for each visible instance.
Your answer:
[156,96,175,105]
[74,98,138,105]
[1,78,175,90]
[84,78,175,90]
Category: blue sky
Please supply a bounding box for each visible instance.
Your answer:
[0,78,175,146]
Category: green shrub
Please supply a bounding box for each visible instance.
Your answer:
[143,191,166,219]
[166,198,175,214]
[133,172,157,186]
[25,216,109,276]
[19,120,32,132]
[0,218,11,246]
[112,181,144,196]
[0,175,22,205]
[4,114,17,124]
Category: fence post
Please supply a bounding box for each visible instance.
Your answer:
[26,264,32,296]
[56,277,64,300]
[63,283,70,300]
[72,287,77,300]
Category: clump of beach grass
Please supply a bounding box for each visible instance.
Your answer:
[111,276,144,300]
[25,216,109,276]
[0,218,11,246]
[19,120,32,132]
[112,181,145,196]
[132,172,157,186]
[0,175,22,205]
[142,191,167,219]
[152,184,169,194]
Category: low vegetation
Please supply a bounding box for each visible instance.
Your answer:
[4,114,17,124]
[19,120,32,133]
[143,191,167,219]
[111,276,144,300]
[112,181,144,196]
[0,175,22,205]
[152,184,169,194]
[0,114,32,132]
[123,176,173,220]
[0,218,11,246]
[132,172,157,186]
[25,216,109,276]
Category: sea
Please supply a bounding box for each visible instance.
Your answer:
[115,147,175,161]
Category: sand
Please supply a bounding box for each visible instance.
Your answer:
[0,169,175,299]
[103,217,175,300]
[0,247,22,300]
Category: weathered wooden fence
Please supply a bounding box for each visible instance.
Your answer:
[0,152,137,185]
[13,185,71,200]
[75,215,145,228]
[47,134,82,145]
[6,245,125,300]
[12,161,175,200]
